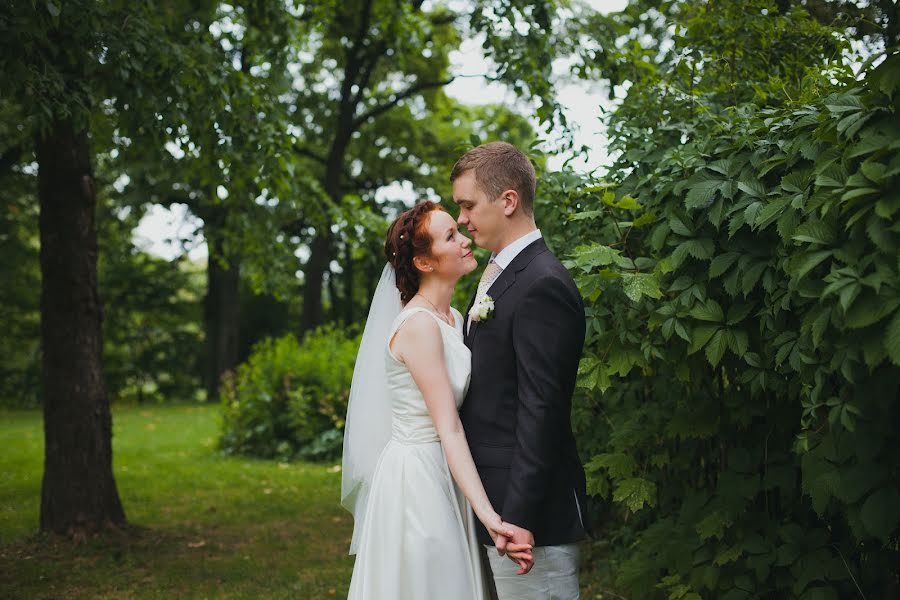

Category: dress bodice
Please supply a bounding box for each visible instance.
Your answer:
[384,307,472,444]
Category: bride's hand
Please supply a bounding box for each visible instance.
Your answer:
[484,511,516,552]
[483,514,533,569]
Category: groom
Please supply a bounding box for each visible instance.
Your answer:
[453,142,589,599]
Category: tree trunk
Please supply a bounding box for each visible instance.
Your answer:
[343,241,354,324]
[203,231,241,403]
[37,120,127,537]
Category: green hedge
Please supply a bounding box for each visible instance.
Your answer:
[218,326,360,461]
[542,54,900,598]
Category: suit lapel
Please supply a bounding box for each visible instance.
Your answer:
[468,238,548,346]
[464,289,478,347]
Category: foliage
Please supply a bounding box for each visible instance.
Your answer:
[218,327,360,461]
[531,2,900,597]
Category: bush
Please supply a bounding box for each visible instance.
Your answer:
[218,325,360,461]
[541,52,900,599]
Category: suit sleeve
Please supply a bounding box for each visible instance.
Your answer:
[502,273,584,532]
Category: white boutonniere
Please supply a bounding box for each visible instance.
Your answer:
[469,295,495,322]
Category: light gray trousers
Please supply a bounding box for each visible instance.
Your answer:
[484,543,580,600]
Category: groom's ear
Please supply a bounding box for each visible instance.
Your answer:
[501,190,519,216]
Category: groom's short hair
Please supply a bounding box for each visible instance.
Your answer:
[450,142,536,214]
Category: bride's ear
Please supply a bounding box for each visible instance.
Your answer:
[412,255,433,273]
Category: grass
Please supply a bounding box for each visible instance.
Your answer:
[0,404,355,599]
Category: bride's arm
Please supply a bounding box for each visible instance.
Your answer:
[392,314,532,560]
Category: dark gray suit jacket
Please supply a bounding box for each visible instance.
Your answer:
[461,237,590,546]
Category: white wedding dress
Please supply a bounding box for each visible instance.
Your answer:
[347,306,488,600]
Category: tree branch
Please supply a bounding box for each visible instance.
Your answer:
[352,77,454,128]
[294,144,328,166]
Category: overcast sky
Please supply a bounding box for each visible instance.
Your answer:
[133,0,629,261]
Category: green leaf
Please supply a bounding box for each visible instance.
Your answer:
[612,477,656,512]
[602,193,642,210]
[860,161,887,184]
[621,272,662,302]
[669,216,693,236]
[844,294,900,329]
[709,252,740,279]
[686,174,725,209]
[886,310,900,366]
[860,486,900,543]
[840,187,879,202]
[672,239,715,267]
[696,510,732,540]
[781,171,811,193]
[689,300,724,322]
[728,329,749,358]
[714,543,744,566]
[788,250,832,280]
[688,325,720,354]
[738,177,766,199]
[726,302,753,325]
[705,329,727,366]
[824,93,864,114]
[792,221,836,245]
[755,197,791,229]
[585,452,637,479]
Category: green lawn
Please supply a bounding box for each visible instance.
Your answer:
[0,404,355,599]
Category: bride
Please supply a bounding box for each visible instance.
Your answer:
[341,200,533,599]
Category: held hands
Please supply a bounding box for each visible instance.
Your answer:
[483,513,534,574]
[495,522,535,575]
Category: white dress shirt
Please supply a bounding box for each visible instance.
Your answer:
[467,229,543,333]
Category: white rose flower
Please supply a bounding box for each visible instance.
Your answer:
[469,295,495,322]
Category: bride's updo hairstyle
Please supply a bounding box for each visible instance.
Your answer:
[384,200,445,303]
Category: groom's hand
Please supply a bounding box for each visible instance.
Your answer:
[503,522,535,574]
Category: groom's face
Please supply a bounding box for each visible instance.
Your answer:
[452,170,505,253]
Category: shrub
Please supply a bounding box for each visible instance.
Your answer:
[218,326,360,461]
[543,52,900,599]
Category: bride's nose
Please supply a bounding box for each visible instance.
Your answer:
[461,236,471,249]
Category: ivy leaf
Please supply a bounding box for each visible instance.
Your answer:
[861,486,900,543]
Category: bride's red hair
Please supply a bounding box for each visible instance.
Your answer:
[384,200,445,304]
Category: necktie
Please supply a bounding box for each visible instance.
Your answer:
[475,261,503,306]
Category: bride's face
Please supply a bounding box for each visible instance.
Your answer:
[420,210,477,279]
